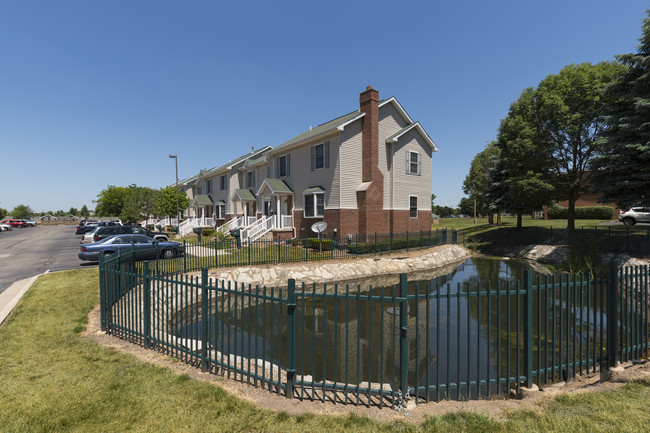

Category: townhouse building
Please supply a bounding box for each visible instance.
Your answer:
[178,87,437,241]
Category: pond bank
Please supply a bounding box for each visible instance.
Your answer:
[200,244,476,288]
[501,244,649,268]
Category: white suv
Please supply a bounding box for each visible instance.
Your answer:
[618,207,650,225]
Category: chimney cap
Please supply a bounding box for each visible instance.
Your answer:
[366,86,373,90]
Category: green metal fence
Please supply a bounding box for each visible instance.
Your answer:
[464,226,650,255]
[136,229,460,276]
[99,256,649,407]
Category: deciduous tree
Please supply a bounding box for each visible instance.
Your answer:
[536,62,626,230]
[11,204,34,219]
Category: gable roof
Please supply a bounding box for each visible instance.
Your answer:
[271,96,435,153]
[386,122,439,151]
[272,110,365,153]
[258,178,293,195]
[231,188,256,201]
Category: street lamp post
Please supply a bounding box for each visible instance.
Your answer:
[169,155,180,236]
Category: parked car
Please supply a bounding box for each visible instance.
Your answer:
[82,225,169,244]
[1,219,26,228]
[22,219,36,227]
[618,207,650,226]
[78,234,184,261]
[76,221,99,234]
[0,223,12,231]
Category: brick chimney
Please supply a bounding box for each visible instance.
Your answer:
[357,86,386,236]
[360,86,379,183]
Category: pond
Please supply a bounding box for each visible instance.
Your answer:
[176,257,609,400]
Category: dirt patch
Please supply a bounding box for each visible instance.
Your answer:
[83,306,650,423]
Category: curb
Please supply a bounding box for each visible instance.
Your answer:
[0,273,46,326]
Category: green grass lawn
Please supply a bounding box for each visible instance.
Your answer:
[3,270,650,432]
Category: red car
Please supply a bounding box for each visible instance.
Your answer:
[1,219,26,228]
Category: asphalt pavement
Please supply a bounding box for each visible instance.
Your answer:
[0,224,89,295]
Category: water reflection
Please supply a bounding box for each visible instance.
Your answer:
[178,257,608,400]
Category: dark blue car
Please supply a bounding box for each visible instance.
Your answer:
[78,234,184,261]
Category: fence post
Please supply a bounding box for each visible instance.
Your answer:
[399,273,409,401]
[143,261,152,350]
[607,260,619,369]
[99,253,106,332]
[452,229,457,244]
[523,269,533,388]
[201,267,209,372]
[286,278,297,398]
[214,239,218,269]
[442,228,447,244]
[375,232,378,255]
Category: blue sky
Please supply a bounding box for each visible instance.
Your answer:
[1,1,647,213]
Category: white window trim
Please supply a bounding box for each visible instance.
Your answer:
[277,154,290,178]
[409,195,418,218]
[311,141,329,171]
[206,180,212,194]
[406,150,422,176]
[216,204,225,219]
[246,170,256,189]
[303,192,325,218]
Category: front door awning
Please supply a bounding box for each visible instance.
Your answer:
[231,188,256,201]
[193,194,213,206]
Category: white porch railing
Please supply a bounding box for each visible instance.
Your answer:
[247,216,257,226]
[280,215,293,229]
[241,216,273,244]
[179,218,197,237]
[217,217,242,234]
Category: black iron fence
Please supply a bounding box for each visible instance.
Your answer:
[100,252,649,407]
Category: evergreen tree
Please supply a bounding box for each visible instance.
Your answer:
[79,205,90,218]
[591,12,650,207]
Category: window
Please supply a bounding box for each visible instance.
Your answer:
[277,154,290,177]
[220,175,226,191]
[406,150,421,175]
[197,186,202,195]
[216,204,225,219]
[410,196,418,218]
[206,180,212,194]
[311,141,329,171]
[304,192,325,218]
[246,171,256,189]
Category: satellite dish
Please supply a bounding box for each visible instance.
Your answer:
[311,221,327,233]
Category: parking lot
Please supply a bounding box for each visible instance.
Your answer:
[0,225,88,295]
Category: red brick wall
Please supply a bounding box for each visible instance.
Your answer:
[389,210,432,233]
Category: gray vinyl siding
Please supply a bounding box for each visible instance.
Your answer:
[338,120,363,209]
[268,131,341,211]
[392,129,432,211]
[379,102,409,208]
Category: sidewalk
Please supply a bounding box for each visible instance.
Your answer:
[0,274,43,326]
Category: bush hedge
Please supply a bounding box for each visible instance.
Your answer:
[346,234,444,254]
[200,228,217,238]
[547,206,614,220]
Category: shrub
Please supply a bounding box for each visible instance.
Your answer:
[346,233,445,254]
[201,228,217,238]
[547,205,615,220]
[567,233,602,277]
